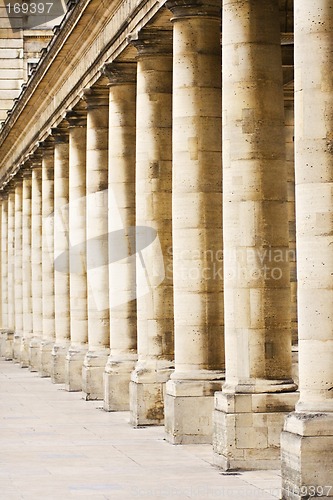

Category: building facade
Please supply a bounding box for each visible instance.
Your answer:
[0,0,332,498]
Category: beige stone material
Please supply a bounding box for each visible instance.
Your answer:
[39,140,55,377]
[213,0,297,469]
[20,169,33,368]
[29,155,43,371]
[65,108,88,392]
[281,1,333,497]
[164,0,224,443]
[6,185,15,360]
[12,175,23,361]
[51,126,70,383]
[103,62,137,411]
[127,31,174,425]
[0,193,10,359]
[82,86,110,400]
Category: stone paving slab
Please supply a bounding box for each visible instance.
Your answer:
[0,360,281,499]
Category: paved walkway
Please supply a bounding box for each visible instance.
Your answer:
[0,360,281,499]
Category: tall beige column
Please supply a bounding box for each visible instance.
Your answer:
[6,184,16,360]
[65,108,88,391]
[12,175,24,361]
[82,85,110,400]
[103,62,138,411]
[51,125,70,383]
[0,193,9,358]
[39,140,55,377]
[281,1,333,497]
[20,168,33,367]
[29,154,43,371]
[164,0,224,443]
[125,32,174,425]
[213,0,297,470]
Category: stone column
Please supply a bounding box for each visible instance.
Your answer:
[82,85,110,400]
[213,0,298,470]
[281,1,333,497]
[13,174,23,361]
[65,107,88,391]
[39,140,55,377]
[0,193,9,358]
[164,0,224,443]
[6,184,16,360]
[125,31,174,425]
[103,62,138,411]
[29,154,43,371]
[51,125,70,383]
[20,168,33,367]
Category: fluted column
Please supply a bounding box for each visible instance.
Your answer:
[164,0,224,443]
[13,174,24,361]
[281,1,333,497]
[65,107,88,391]
[103,62,138,411]
[20,168,33,367]
[82,85,110,400]
[29,154,43,370]
[51,125,70,383]
[6,184,16,360]
[213,0,297,470]
[39,139,55,377]
[125,31,174,425]
[0,192,9,358]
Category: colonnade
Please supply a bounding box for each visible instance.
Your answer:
[0,0,332,497]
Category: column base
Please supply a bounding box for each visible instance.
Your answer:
[39,340,54,377]
[65,345,87,392]
[82,349,109,400]
[129,360,174,426]
[51,342,69,383]
[281,412,333,499]
[0,330,13,360]
[12,332,22,362]
[29,336,41,371]
[213,391,299,470]
[165,374,224,444]
[20,335,32,368]
[104,354,137,411]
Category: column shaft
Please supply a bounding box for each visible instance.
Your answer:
[103,63,138,411]
[30,159,43,370]
[65,109,88,391]
[20,169,33,367]
[51,127,70,383]
[165,0,224,443]
[39,142,55,377]
[82,86,110,400]
[7,186,16,359]
[13,176,23,361]
[0,194,9,358]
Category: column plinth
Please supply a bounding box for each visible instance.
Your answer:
[81,86,110,400]
[164,0,224,443]
[213,0,297,469]
[65,108,88,391]
[103,62,138,411]
[281,1,333,496]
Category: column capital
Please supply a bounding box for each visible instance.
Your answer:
[127,29,173,57]
[103,62,137,86]
[51,122,69,144]
[28,151,43,169]
[65,108,87,128]
[165,0,221,20]
[81,85,109,109]
[38,137,55,155]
